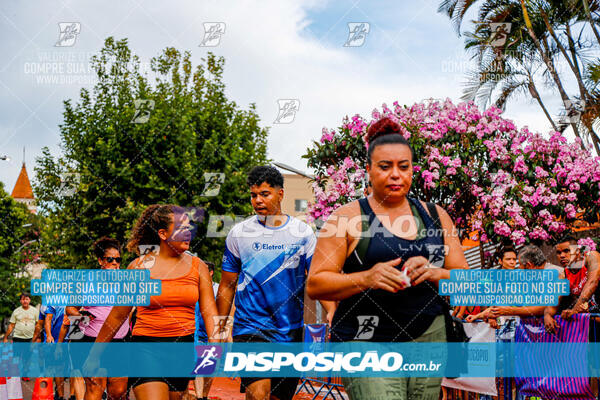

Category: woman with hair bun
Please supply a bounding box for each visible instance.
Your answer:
[307,118,468,400]
[93,204,218,400]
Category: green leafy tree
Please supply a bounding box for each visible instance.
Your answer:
[34,37,268,271]
[0,183,31,320]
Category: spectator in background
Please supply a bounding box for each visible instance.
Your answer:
[491,245,518,270]
[362,179,372,197]
[66,237,130,400]
[455,245,518,322]
[4,293,37,343]
[468,245,561,323]
[554,235,600,316]
[545,235,600,333]
[519,244,564,274]
[4,292,38,376]
[466,245,548,400]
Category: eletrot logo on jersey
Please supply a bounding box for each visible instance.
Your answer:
[251,242,288,251]
[192,345,223,375]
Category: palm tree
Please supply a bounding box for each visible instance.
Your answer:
[439,0,600,154]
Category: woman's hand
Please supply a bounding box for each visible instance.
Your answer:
[403,256,447,286]
[360,258,409,293]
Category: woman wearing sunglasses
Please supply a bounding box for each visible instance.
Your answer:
[65,237,130,400]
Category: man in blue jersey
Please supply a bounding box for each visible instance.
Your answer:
[45,305,68,400]
[217,165,334,400]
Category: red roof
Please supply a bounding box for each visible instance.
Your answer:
[11,163,34,199]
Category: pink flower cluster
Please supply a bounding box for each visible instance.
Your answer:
[306,98,600,245]
[307,157,364,223]
[578,237,597,254]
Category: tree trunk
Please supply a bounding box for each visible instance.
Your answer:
[565,23,600,154]
[542,15,590,103]
[520,0,584,145]
[582,0,600,46]
[527,76,558,131]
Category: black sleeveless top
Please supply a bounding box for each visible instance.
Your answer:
[330,197,446,342]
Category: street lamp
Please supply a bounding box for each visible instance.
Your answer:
[272,162,314,179]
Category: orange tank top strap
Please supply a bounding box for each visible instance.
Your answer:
[191,256,201,277]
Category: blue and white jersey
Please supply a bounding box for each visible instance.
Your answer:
[222,215,316,342]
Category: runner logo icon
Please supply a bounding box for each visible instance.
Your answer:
[354,315,379,340]
[192,345,223,375]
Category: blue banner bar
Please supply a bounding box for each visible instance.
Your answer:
[2,342,600,378]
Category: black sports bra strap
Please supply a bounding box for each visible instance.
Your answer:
[425,202,442,231]
[358,197,373,218]
[353,198,372,266]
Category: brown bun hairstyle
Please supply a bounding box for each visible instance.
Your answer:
[366,117,414,163]
[366,117,403,143]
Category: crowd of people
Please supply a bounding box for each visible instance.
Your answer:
[2,117,600,400]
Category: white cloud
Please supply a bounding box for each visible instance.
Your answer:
[0,0,575,193]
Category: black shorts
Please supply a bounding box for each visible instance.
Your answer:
[68,334,126,373]
[234,330,302,400]
[128,334,194,392]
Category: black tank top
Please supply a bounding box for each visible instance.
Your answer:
[330,197,445,342]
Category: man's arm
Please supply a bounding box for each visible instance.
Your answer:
[65,306,81,316]
[44,314,54,343]
[544,305,560,333]
[3,323,15,342]
[491,306,546,317]
[453,306,467,319]
[216,271,238,319]
[57,322,68,343]
[31,320,43,342]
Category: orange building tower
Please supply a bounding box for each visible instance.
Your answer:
[11,159,36,214]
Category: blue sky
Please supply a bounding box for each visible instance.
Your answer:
[0,0,566,192]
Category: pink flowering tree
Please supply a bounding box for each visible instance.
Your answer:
[303,99,600,246]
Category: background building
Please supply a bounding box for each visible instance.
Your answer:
[11,162,36,214]
[280,173,313,221]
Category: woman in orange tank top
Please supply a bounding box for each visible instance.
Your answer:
[92,204,218,400]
